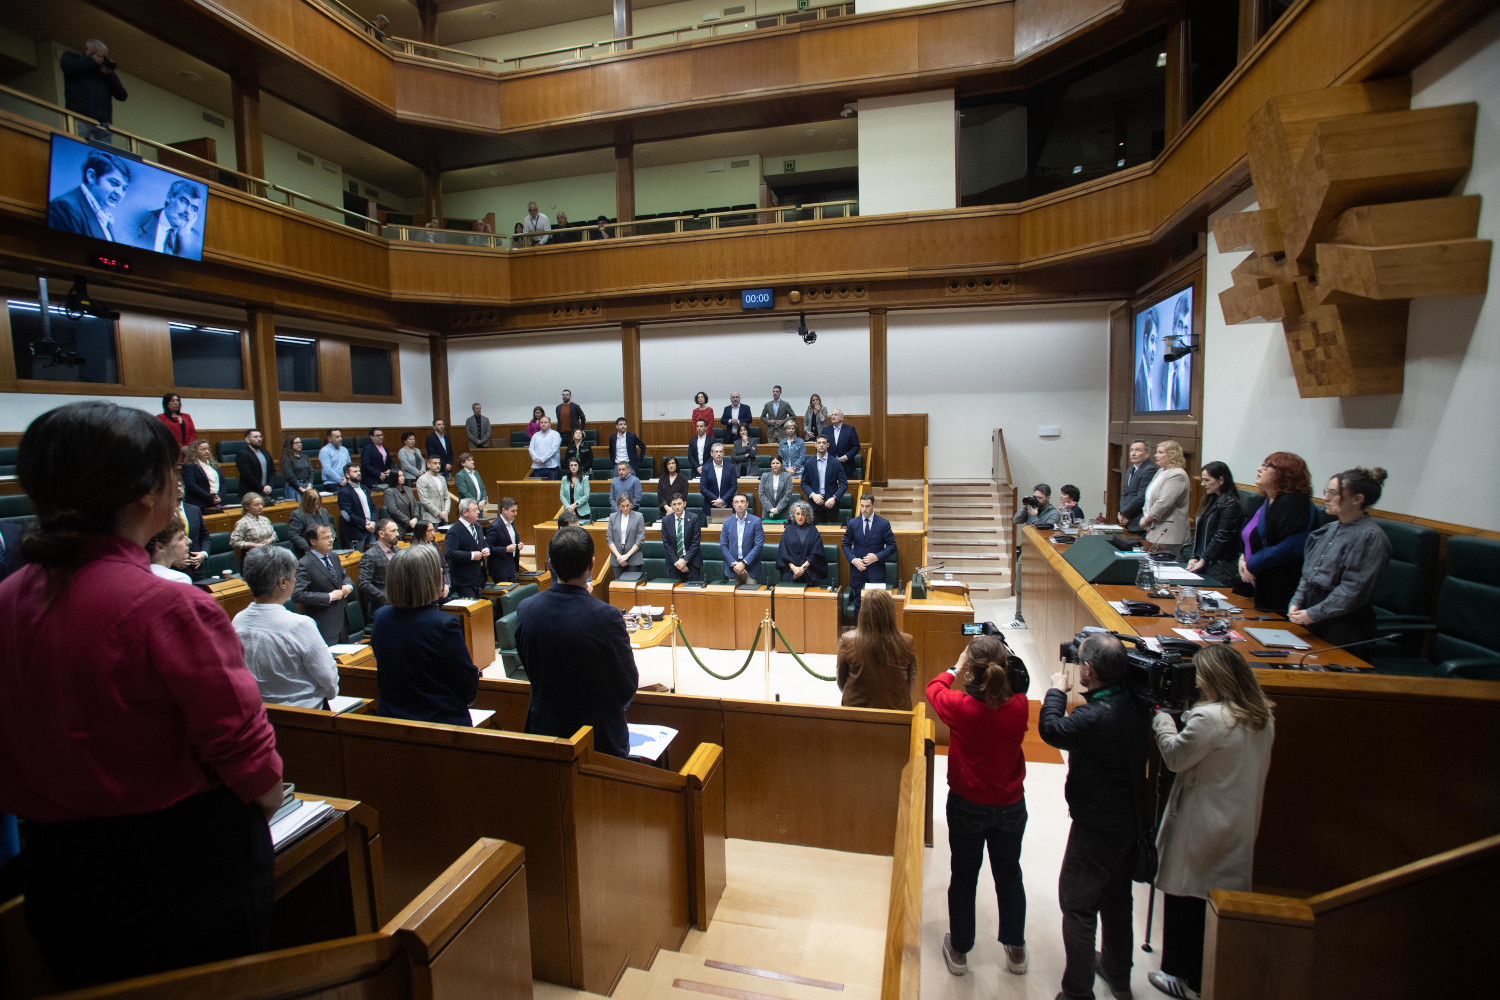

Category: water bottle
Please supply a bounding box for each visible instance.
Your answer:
[1174,586,1201,624]
[1135,558,1156,592]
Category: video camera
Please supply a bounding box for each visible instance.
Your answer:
[1021,494,1041,510]
[1059,626,1198,711]
[961,621,1031,694]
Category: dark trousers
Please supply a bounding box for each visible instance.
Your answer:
[453,584,481,600]
[21,787,273,990]
[811,502,839,524]
[780,569,825,586]
[1161,892,1207,992]
[946,793,1027,952]
[668,563,702,582]
[529,467,560,480]
[1058,823,1137,1000]
[1306,601,1378,657]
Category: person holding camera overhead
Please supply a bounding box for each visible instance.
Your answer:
[60,39,127,140]
[928,634,1031,981]
[1147,645,1275,1000]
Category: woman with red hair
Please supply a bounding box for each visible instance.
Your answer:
[1235,451,1317,613]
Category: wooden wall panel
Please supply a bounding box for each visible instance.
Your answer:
[919,2,1017,70]
[593,54,693,118]
[210,0,395,107]
[207,195,287,269]
[884,414,928,480]
[115,313,174,389]
[798,18,917,84]
[393,61,502,129]
[1013,0,1123,59]
[496,69,597,131]
[388,245,511,302]
[689,34,799,98]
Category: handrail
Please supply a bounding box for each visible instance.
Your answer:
[992,428,1012,486]
[880,705,927,1000]
[1306,832,1500,914]
[501,200,859,248]
[921,447,930,569]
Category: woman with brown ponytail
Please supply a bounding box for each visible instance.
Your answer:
[927,634,1031,980]
[0,401,283,991]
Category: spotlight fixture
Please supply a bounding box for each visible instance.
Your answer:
[1163,334,1198,363]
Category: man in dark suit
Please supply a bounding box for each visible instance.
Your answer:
[801,434,847,524]
[426,419,454,477]
[360,427,393,487]
[174,479,208,575]
[699,443,737,513]
[0,520,25,584]
[515,526,638,759]
[686,418,715,475]
[292,524,354,645]
[825,410,861,477]
[605,417,645,475]
[47,148,131,240]
[338,465,376,550]
[720,392,752,437]
[1117,438,1158,533]
[444,498,490,599]
[660,494,702,582]
[718,494,764,584]
[485,497,523,583]
[357,518,399,619]
[555,389,587,436]
[843,494,897,615]
[235,428,275,499]
[126,179,203,258]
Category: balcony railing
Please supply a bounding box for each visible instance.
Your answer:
[313,0,857,73]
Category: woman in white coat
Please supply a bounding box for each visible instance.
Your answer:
[1139,438,1191,557]
[1148,644,1275,999]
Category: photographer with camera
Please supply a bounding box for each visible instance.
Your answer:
[1012,483,1061,528]
[1039,633,1151,1000]
[928,634,1031,981]
[1146,645,1274,999]
[60,40,128,141]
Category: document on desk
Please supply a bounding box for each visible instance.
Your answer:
[1155,566,1205,583]
[271,798,337,852]
[327,643,366,656]
[443,599,481,607]
[327,695,365,715]
[628,723,677,762]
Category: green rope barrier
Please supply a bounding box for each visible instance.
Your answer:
[772,623,837,682]
[674,618,762,681]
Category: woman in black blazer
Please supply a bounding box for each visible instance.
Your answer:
[1235,452,1317,613]
[657,456,690,519]
[287,488,334,558]
[181,439,221,510]
[777,502,829,585]
[1187,461,1244,586]
[370,545,478,727]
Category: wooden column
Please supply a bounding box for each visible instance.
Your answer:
[231,66,264,185]
[613,0,633,49]
[1163,18,1188,144]
[247,307,281,452]
[429,335,450,428]
[621,322,641,430]
[1237,0,1265,62]
[417,0,439,44]
[869,308,888,486]
[422,167,442,222]
[614,139,635,225]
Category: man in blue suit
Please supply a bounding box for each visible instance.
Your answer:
[825,410,861,478]
[338,465,376,550]
[174,479,208,576]
[444,498,490,599]
[660,494,702,582]
[699,443,737,512]
[515,527,639,759]
[801,434,847,524]
[842,493,897,615]
[718,494,764,584]
[720,392,752,438]
[360,427,394,487]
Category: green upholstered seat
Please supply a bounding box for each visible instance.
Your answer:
[1373,536,1500,678]
[510,431,530,447]
[499,583,539,618]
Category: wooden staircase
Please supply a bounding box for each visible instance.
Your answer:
[925,479,1013,596]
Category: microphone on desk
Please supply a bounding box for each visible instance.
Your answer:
[1296,633,1402,670]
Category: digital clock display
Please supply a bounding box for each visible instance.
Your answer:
[741,288,773,309]
[93,255,132,272]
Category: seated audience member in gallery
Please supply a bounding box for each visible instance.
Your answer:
[824,409,860,475]
[687,417,715,474]
[319,428,351,488]
[1013,484,1060,528]
[526,405,546,438]
[721,391,751,437]
[563,427,593,470]
[230,492,275,558]
[843,493,898,616]
[836,589,914,710]
[761,384,794,444]
[380,469,419,535]
[396,430,425,483]
[1288,467,1393,653]
[485,497,524,584]
[607,417,645,475]
[339,464,378,549]
[719,494,764,585]
[157,392,195,449]
[1187,461,1244,586]
[556,388,587,435]
[661,493,702,582]
[416,455,450,526]
[609,460,643,513]
[455,452,488,507]
[0,400,282,991]
[560,458,593,525]
[777,501,828,586]
[280,433,313,502]
[426,419,454,477]
[1117,438,1157,532]
[516,526,639,758]
[656,456,689,519]
[1236,451,1317,613]
[1140,439,1191,557]
[360,428,393,488]
[234,428,275,500]
[731,424,758,477]
[691,391,714,430]
[606,493,645,574]
[778,418,805,477]
[528,415,562,479]
[234,545,338,708]
[358,518,400,619]
[146,520,194,585]
[700,443,738,512]
[371,544,478,727]
[759,455,794,521]
[182,438,222,510]
[444,498,490,600]
[465,402,491,450]
[801,434,847,524]
[293,524,355,646]
[1057,484,1089,523]
[289,487,333,558]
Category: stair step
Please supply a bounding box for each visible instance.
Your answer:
[621,951,879,1000]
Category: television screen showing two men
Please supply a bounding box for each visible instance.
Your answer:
[46,133,207,262]
[1133,285,1193,414]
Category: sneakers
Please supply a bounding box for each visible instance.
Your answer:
[1147,971,1199,999]
[1007,618,1029,629]
[1004,945,1027,975]
[942,933,967,976]
[1095,952,1133,999]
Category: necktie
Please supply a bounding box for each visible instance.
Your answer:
[676,517,686,558]
[166,227,179,254]
[865,518,871,534]
[179,505,189,532]
[324,555,335,576]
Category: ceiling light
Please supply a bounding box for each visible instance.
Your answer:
[178,70,202,83]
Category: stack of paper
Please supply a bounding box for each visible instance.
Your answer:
[327,695,364,715]
[1155,566,1205,583]
[627,724,677,762]
[271,798,337,852]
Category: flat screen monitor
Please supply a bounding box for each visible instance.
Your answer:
[45,133,207,262]
[1132,285,1193,414]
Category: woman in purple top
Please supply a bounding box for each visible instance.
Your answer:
[1234,451,1317,613]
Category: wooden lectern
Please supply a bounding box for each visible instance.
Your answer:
[440,599,496,668]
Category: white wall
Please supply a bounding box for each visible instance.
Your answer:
[262,134,346,225]
[640,314,871,420]
[1201,6,1500,529]
[855,0,945,12]
[0,392,254,435]
[446,330,626,426]
[888,305,1112,506]
[858,90,956,214]
[280,339,435,429]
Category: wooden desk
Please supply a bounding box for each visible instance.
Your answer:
[205,576,252,619]
[608,576,643,613]
[772,585,806,652]
[629,616,675,650]
[804,587,842,654]
[903,585,975,739]
[271,794,386,948]
[441,598,495,668]
[735,586,771,649]
[703,584,738,649]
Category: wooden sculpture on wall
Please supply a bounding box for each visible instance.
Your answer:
[1213,79,1491,397]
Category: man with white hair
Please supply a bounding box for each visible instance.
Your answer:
[60,39,128,139]
[444,498,490,599]
[521,201,551,245]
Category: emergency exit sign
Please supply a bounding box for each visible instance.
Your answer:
[783,160,795,173]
